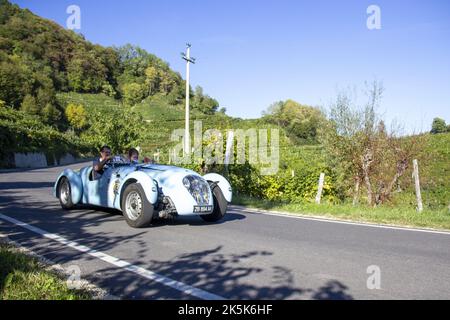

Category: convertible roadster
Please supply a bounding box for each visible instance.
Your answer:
[53,158,232,228]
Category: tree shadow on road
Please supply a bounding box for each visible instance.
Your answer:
[91,245,354,300]
[0,188,353,300]
[0,181,55,190]
[0,190,151,261]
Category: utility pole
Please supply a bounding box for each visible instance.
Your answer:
[181,43,196,155]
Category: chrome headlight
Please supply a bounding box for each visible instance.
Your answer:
[183,175,210,205]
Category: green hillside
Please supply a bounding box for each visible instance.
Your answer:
[0,0,219,123]
[0,0,228,162]
[55,91,291,161]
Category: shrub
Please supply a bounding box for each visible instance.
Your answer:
[65,103,87,130]
[431,118,447,134]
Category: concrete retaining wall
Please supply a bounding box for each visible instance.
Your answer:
[12,153,86,168]
[14,153,48,168]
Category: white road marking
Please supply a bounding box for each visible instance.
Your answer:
[0,213,225,300]
[231,206,450,236]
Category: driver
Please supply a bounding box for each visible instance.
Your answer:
[93,145,113,180]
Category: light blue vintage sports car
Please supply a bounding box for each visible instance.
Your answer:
[53,158,232,228]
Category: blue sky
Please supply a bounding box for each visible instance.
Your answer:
[12,0,450,133]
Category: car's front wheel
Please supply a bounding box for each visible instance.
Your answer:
[201,183,228,223]
[58,177,74,210]
[121,183,153,228]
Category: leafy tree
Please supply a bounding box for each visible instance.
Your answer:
[65,103,87,130]
[101,83,116,97]
[431,118,447,134]
[320,81,424,206]
[162,77,186,106]
[166,85,182,105]
[0,58,32,108]
[115,44,185,102]
[263,99,326,142]
[193,85,204,107]
[159,72,177,94]
[201,96,219,115]
[262,101,283,117]
[192,86,219,114]
[122,83,145,106]
[144,66,160,95]
[67,51,108,92]
[36,87,56,107]
[42,103,61,125]
[82,105,145,154]
[20,94,40,115]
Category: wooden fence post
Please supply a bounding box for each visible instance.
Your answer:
[412,159,423,212]
[315,173,325,204]
[352,177,360,206]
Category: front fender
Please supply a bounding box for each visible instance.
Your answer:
[114,171,158,210]
[203,173,232,203]
[54,169,83,204]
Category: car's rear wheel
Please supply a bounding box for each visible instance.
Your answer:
[201,183,228,223]
[122,183,153,228]
[58,177,74,210]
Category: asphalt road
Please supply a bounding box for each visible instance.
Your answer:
[1,162,449,300]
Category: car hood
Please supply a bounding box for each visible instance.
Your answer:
[140,164,196,174]
[134,164,200,183]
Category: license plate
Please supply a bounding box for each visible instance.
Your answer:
[193,205,213,213]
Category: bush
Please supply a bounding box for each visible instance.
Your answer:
[262,99,327,143]
[431,118,447,134]
[20,94,40,115]
[81,104,145,154]
[122,83,145,106]
[65,103,87,130]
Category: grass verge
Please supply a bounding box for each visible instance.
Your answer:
[0,242,92,300]
[233,194,450,231]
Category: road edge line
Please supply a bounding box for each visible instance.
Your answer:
[0,213,226,300]
[231,205,450,235]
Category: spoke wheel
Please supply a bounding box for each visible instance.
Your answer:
[121,183,154,228]
[58,177,74,210]
[125,191,143,221]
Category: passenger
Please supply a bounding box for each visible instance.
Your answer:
[93,145,113,180]
[128,148,139,165]
[128,148,152,164]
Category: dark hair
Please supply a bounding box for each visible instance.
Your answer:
[100,145,111,153]
[128,148,139,158]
